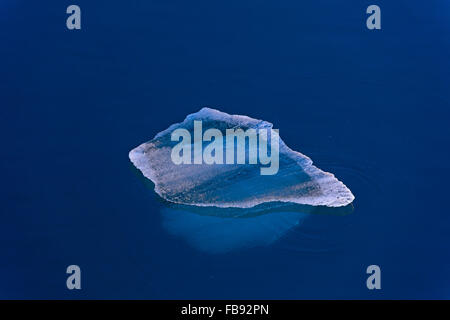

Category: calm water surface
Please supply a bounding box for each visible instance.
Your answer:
[0,0,449,298]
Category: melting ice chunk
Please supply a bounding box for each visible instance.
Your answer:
[129,108,354,209]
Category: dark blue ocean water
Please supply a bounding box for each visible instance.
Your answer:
[1,0,449,299]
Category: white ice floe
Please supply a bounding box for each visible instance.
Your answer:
[129,107,355,208]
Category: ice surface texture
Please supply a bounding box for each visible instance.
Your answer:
[129,108,354,209]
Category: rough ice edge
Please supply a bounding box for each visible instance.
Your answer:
[129,107,355,208]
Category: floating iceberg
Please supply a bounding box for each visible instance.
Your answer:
[129,108,354,210]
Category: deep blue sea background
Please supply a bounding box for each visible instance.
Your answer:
[1,0,449,299]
